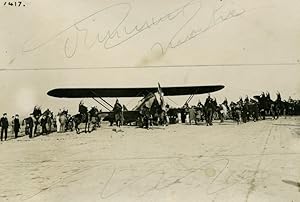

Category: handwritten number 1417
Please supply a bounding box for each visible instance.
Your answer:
[3,1,25,7]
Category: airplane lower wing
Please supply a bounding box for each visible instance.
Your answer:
[47,85,224,98]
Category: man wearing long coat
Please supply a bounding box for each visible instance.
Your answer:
[13,114,21,139]
[0,113,9,141]
[204,96,214,126]
[113,99,123,127]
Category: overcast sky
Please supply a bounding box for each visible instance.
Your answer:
[1,0,299,116]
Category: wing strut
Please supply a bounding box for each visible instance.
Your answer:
[98,96,114,109]
[92,97,112,111]
[166,97,179,106]
[89,90,114,111]
[90,91,114,108]
[185,94,195,105]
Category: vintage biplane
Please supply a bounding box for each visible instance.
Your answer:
[47,83,224,125]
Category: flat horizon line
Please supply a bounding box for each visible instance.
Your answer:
[0,62,299,71]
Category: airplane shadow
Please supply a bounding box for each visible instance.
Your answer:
[282,180,300,192]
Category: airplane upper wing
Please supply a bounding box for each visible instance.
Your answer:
[47,85,224,98]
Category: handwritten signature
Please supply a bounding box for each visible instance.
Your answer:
[23,0,245,58]
[98,158,255,199]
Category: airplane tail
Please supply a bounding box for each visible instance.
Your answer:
[132,83,166,111]
[132,93,156,111]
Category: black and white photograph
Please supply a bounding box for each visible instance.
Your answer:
[0,0,300,201]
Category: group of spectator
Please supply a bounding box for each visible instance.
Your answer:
[0,113,21,141]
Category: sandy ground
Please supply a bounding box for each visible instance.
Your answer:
[0,117,300,202]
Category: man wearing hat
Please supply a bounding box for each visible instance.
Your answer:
[204,94,214,126]
[0,113,9,141]
[28,114,34,138]
[13,114,21,139]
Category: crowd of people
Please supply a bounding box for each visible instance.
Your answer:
[137,92,300,129]
[0,92,300,141]
[176,93,300,126]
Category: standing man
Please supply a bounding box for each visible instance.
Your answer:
[56,110,61,133]
[28,114,34,138]
[181,103,189,124]
[260,92,267,120]
[204,95,214,126]
[59,114,67,133]
[40,115,48,135]
[188,106,196,125]
[0,113,9,141]
[11,115,15,134]
[113,99,123,129]
[33,106,42,135]
[13,114,21,139]
[164,104,170,126]
[244,96,250,122]
[235,101,242,124]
